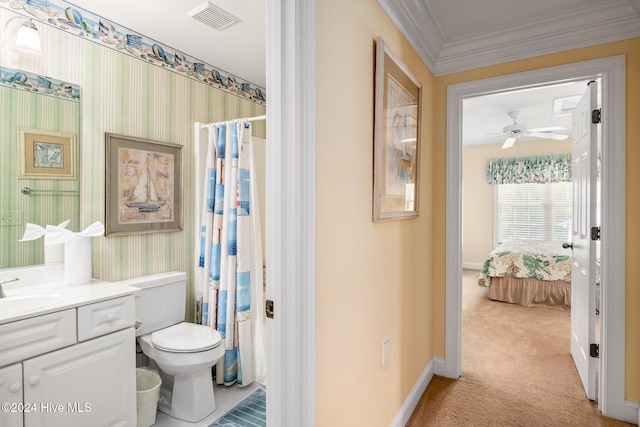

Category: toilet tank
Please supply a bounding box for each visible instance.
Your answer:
[118,271,187,336]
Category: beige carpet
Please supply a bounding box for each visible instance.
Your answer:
[407,270,632,427]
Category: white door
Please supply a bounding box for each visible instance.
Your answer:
[570,81,598,400]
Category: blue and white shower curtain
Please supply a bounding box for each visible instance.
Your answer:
[196,119,262,387]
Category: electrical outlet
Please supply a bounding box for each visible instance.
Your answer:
[382,336,390,366]
[0,211,23,227]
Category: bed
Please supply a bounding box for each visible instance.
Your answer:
[478,240,572,309]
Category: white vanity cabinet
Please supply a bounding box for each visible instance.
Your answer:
[0,294,136,427]
[24,327,135,427]
[0,364,23,427]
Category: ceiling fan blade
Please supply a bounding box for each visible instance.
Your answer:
[502,136,516,149]
[527,126,566,132]
[527,132,569,140]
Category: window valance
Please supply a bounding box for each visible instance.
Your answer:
[486,154,572,184]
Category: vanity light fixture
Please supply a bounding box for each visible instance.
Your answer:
[0,16,42,57]
[14,19,42,56]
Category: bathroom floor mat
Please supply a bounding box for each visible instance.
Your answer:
[209,388,266,427]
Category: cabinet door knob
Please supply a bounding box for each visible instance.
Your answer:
[9,383,21,393]
[107,313,116,322]
[29,376,40,385]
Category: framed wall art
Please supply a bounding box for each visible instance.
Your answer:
[373,37,421,222]
[105,133,183,235]
[18,128,77,180]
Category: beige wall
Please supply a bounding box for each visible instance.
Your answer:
[433,38,640,401]
[315,3,640,421]
[316,0,435,425]
[463,139,572,267]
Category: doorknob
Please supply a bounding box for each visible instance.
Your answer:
[562,242,573,249]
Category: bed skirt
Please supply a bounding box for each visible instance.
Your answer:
[488,276,570,309]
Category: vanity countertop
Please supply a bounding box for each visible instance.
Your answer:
[0,279,140,325]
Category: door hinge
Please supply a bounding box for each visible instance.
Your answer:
[265,299,274,319]
[592,108,601,124]
[590,343,600,358]
[591,226,601,241]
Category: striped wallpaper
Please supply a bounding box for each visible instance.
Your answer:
[0,1,265,105]
[0,85,80,267]
[1,8,265,320]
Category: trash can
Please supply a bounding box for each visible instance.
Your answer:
[136,368,162,427]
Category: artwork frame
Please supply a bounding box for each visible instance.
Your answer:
[373,37,421,222]
[105,133,183,236]
[18,128,77,180]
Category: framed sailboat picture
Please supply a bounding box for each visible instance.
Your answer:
[105,133,182,235]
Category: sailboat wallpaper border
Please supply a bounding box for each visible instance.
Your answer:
[105,133,182,236]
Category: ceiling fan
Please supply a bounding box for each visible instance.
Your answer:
[499,110,569,149]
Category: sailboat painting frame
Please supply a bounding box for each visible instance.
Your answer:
[105,133,182,236]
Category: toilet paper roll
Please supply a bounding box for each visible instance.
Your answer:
[44,243,64,264]
[64,236,92,285]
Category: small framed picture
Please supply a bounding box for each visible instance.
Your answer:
[373,37,421,222]
[18,128,77,180]
[105,133,183,236]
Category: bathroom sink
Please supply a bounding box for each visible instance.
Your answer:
[0,294,65,317]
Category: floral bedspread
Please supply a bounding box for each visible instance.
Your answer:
[478,240,572,287]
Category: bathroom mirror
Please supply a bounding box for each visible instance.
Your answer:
[0,67,81,268]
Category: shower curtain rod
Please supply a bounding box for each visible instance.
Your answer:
[200,115,266,128]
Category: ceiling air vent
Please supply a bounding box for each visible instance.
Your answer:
[552,95,581,117]
[187,2,241,31]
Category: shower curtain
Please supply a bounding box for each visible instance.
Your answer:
[196,119,266,387]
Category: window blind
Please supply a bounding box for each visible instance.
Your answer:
[495,182,572,244]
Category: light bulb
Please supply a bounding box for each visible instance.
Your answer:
[13,20,42,56]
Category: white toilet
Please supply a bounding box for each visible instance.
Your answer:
[124,271,224,423]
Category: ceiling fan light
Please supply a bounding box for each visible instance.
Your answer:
[503,123,526,134]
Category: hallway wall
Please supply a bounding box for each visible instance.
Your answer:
[316,0,435,425]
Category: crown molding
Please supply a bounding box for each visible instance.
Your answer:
[377,0,442,71]
[380,0,640,76]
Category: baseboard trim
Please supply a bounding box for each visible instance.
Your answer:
[462,262,483,270]
[388,358,436,427]
[623,400,639,425]
[433,356,446,376]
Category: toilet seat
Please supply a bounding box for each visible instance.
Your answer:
[151,322,222,353]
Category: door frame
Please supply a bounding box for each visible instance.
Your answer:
[443,56,626,419]
[265,0,317,426]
